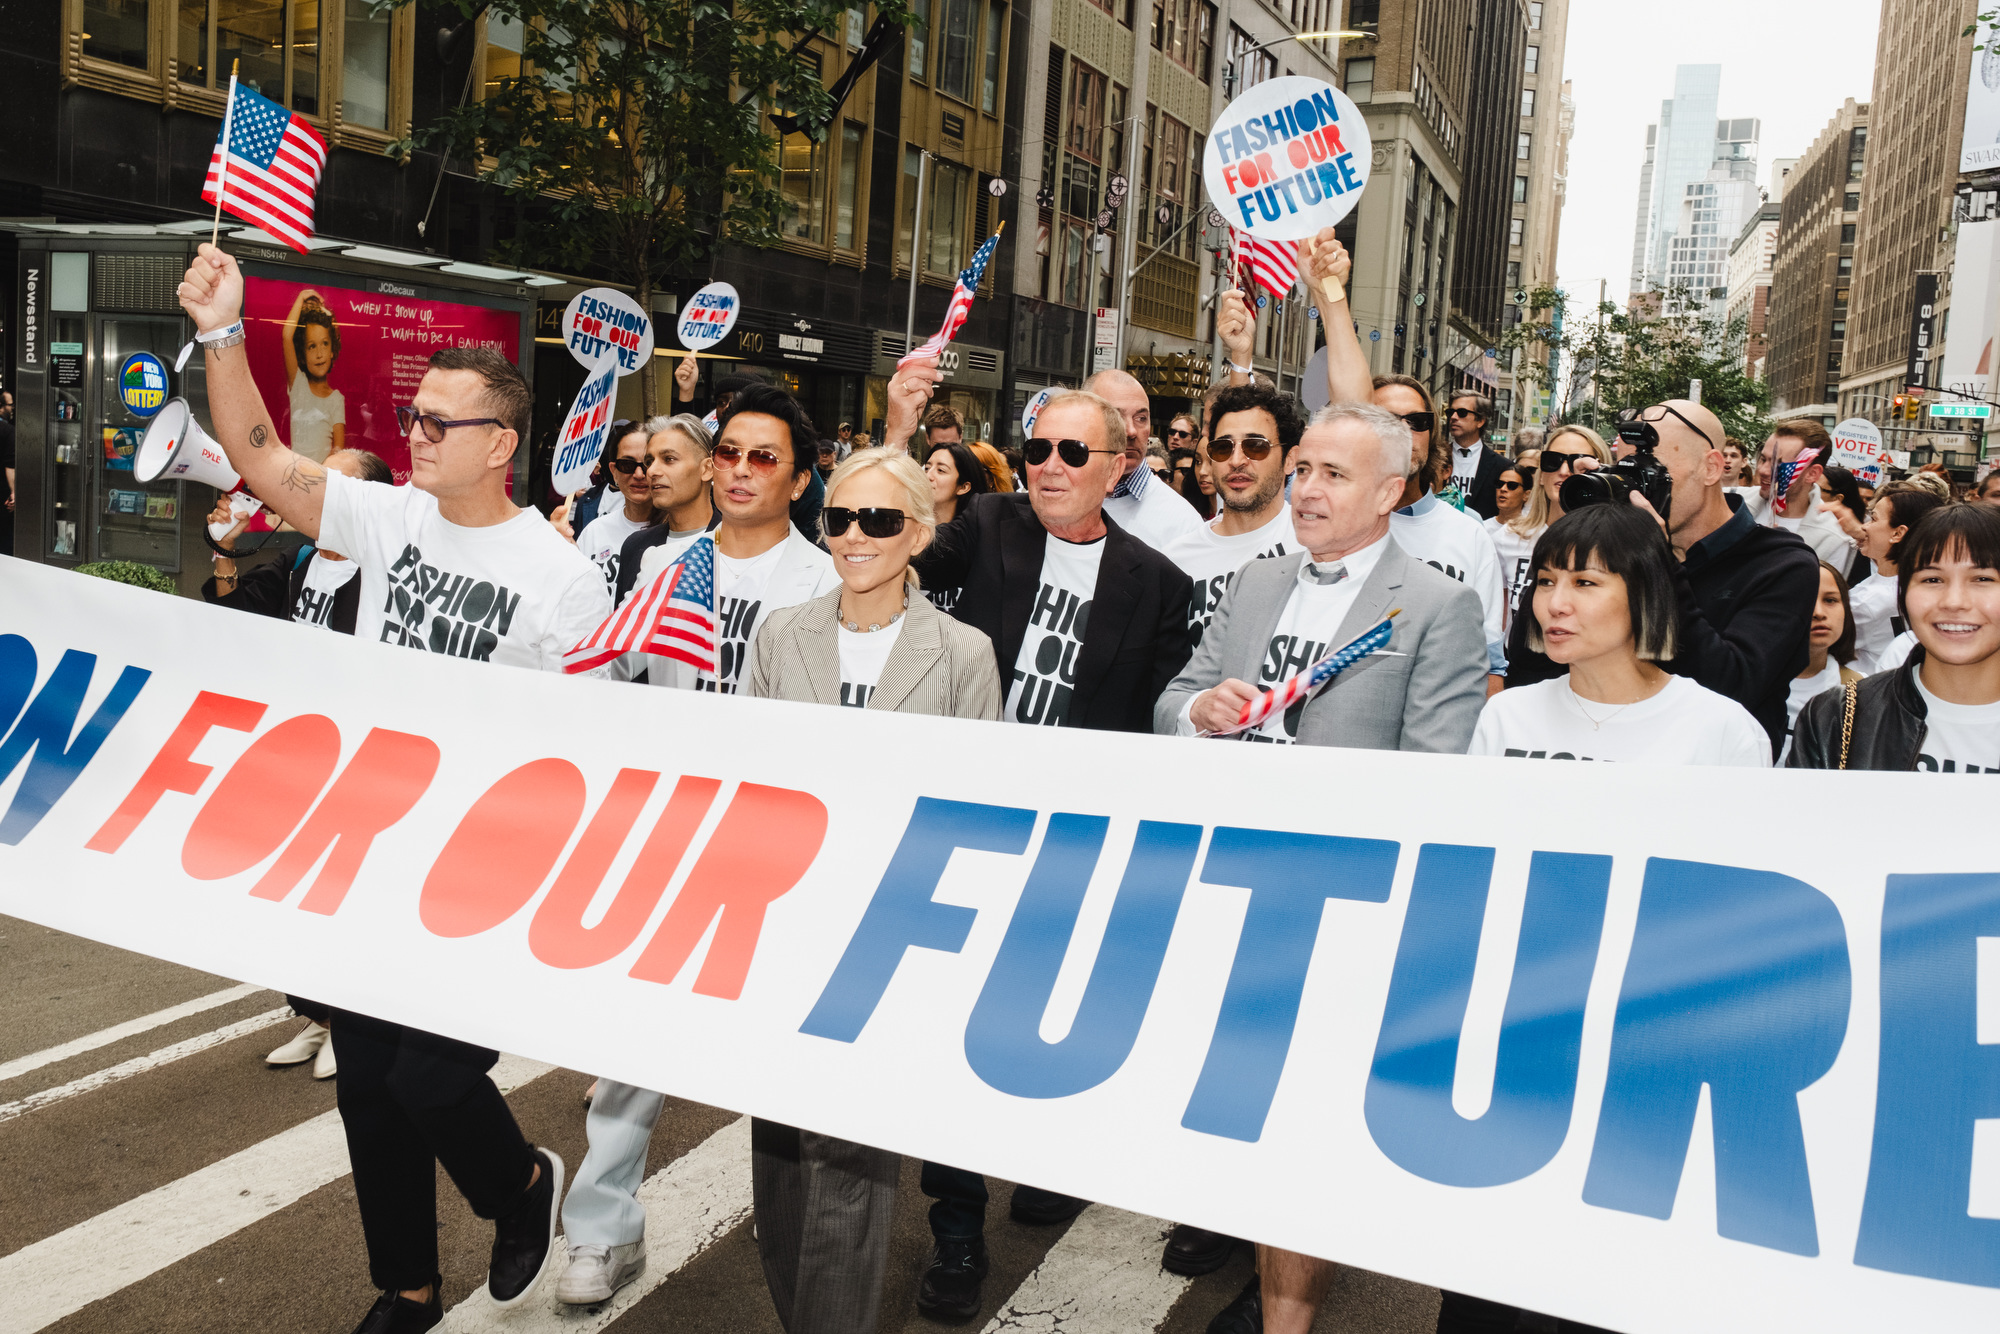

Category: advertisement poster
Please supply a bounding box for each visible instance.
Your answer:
[101,425,141,472]
[1962,19,2000,175]
[241,276,522,483]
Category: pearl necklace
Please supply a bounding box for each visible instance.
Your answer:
[841,596,908,633]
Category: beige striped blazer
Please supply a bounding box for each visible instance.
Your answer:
[747,586,1002,719]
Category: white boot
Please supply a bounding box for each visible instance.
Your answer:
[555,1240,646,1304]
[312,1033,337,1079]
[266,1022,328,1066]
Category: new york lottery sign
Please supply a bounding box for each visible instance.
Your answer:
[1202,76,1372,240]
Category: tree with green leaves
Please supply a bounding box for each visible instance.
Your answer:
[1498,284,1773,446]
[399,0,908,413]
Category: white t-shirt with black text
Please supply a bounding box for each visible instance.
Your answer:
[707,542,788,694]
[577,504,652,596]
[838,618,905,709]
[1006,534,1104,726]
[1915,671,2000,774]
[1450,443,1482,497]
[291,552,358,630]
[1782,658,1844,764]
[1484,517,1541,633]
[1471,674,1771,767]
[1160,506,1297,647]
[1391,492,1508,674]
[318,470,611,673]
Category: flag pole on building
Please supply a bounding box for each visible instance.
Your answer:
[211,60,239,248]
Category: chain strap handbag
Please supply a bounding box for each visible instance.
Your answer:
[1837,681,1858,770]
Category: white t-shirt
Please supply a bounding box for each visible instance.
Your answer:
[318,470,610,673]
[577,504,652,595]
[1875,630,1917,674]
[1160,506,1297,646]
[1104,475,1207,551]
[291,552,358,630]
[838,618,905,708]
[1848,571,1899,674]
[1483,517,1541,632]
[288,375,345,464]
[1006,533,1105,726]
[1391,493,1508,674]
[708,541,789,694]
[1471,674,1771,767]
[1450,443,1482,497]
[1782,658,1844,764]
[1914,671,2000,774]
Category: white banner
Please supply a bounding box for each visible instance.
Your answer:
[3,557,2000,1332]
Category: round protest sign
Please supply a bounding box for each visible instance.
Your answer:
[552,350,622,496]
[561,288,653,376]
[1021,387,1057,435]
[679,282,741,352]
[1203,76,1372,242]
[1831,417,1885,485]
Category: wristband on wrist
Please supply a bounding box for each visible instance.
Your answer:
[1229,361,1254,375]
[196,321,245,343]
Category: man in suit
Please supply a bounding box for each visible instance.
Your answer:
[1156,401,1489,1334]
[1446,392,1510,520]
[1084,368,1209,550]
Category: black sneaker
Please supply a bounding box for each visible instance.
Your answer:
[349,1283,442,1334]
[488,1146,565,1308]
[1206,1275,1263,1334]
[1008,1183,1087,1225]
[916,1234,990,1324]
[1162,1223,1239,1276]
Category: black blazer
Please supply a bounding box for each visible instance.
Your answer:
[915,492,1194,733]
[202,548,359,635]
[1460,443,1512,520]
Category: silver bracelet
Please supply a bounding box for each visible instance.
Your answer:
[203,329,247,352]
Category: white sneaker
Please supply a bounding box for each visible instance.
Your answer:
[267,1022,328,1066]
[312,1034,337,1080]
[555,1241,646,1305]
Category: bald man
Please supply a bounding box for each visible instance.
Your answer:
[1502,398,1820,757]
[1083,369,1209,550]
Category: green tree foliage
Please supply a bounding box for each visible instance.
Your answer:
[1499,284,1773,445]
[74,561,178,594]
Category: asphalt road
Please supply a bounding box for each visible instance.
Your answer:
[0,915,1444,1334]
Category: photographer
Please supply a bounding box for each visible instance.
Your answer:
[1503,400,1819,759]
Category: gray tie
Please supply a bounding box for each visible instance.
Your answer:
[1302,560,1349,587]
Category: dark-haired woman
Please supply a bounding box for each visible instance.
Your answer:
[924,439,989,527]
[1469,505,1768,765]
[1818,465,1873,584]
[1792,503,2000,771]
[1782,561,1863,762]
[1851,482,1949,672]
[281,287,345,462]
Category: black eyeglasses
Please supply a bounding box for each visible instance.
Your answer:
[1448,407,1482,419]
[1496,479,1527,491]
[1618,405,1716,450]
[821,507,908,538]
[1167,426,1193,438]
[1538,450,1588,473]
[396,406,502,443]
[713,442,784,474]
[608,457,645,476]
[1395,411,1436,433]
[1025,438,1120,467]
[1206,434,1276,462]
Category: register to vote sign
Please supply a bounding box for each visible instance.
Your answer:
[1203,76,1372,240]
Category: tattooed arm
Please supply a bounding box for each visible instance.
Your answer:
[177,243,327,539]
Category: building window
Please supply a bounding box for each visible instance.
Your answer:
[171,0,327,113]
[1844,190,1859,211]
[1524,44,1538,74]
[1516,132,1531,160]
[85,0,151,69]
[1344,57,1373,101]
[1506,261,1521,288]
[1838,256,1853,277]
[926,159,971,273]
[835,120,864,250]
[1067,61,1106,158]
[1513,174,1527,203]
[1228,25,1276,90]
[1848,156,1864,181]
[1841,223,1856,243]
[482,12,522,100]
[980,0,1003,112]
[342,0,391,128]
[909,1,929,82]
[1528,0,1542,28]
[1520,87,1534,118]
[938,0,977,102]
[1830,320,1846,340]
[780,133,827,244]
[1509,216,1524,246]
[1195,3,1215,82]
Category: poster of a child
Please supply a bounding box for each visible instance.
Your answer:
[283,289,346,463]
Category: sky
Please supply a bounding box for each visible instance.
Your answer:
[1554,0,1883,310]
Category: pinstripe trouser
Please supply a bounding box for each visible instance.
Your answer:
[750,1118,900,1334]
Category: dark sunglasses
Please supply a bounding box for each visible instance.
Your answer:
[713,442,784,474]
[396,406,502,443]
[1167,426,1193,438]
[821,507,908,538]
[1395,411,1436,433]
[1448,407,1482,419]
[1538,450,1589,473]
[1496,479,1527,490]
[1206,434,1276,462]
[608,457,645,476]
[1025,437,1120,467]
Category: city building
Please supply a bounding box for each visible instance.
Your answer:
[1498,0,1573,435]
[1445,0,1530,404]
[1626,65,1760,318]
[1766,101,1867,418]
[1722,157,1792,380]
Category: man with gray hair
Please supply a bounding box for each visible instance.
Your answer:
[1156,403,1486,1334]
[1084,367,1210,550]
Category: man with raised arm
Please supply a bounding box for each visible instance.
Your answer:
[177,241,590,1329]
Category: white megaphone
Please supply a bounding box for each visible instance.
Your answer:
[134,398,243,492]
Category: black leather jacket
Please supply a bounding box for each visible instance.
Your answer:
[1786,648,1928,771]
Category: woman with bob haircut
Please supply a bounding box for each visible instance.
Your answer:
[1791,504,2000,772]
[1470,504,1769,766]
[743,447,1001,1333]
[1781,561,1863,762]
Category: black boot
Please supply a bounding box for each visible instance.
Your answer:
[1206,1275,1263,1334]
[916,1234,990,1324]
[350,1281,442,1334]
[1009,1182,1087,1225]
[1163,1223,1240,1276]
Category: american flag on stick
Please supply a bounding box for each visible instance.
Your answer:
[1205,611,1401,737]
[201,69,328,253]
[563,536,718,675]
[1232,226,1301,301]
[897,224,1006,368]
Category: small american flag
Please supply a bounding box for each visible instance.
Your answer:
[1772,446,1826,516]
[1213,612,1399,737]
[563,536,718,675]
[1233,228,1300,301]
[898,226,1005,368]
[201,74,328,253]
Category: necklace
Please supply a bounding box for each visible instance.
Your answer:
[1567,683,1635,731]
[841,596,908,633]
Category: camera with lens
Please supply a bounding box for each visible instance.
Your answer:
[1560,415,1675,521]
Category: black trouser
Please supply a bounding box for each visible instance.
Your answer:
[287,995,331,1024]
[331,1010,538,1291]
[1436,1294,1621,1334]
[918,1161,1078,1239]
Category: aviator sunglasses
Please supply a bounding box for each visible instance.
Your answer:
[713,442,784,474]
[1025,437,1121,467]
[1206,434,1277,462]
[821,507,909,538]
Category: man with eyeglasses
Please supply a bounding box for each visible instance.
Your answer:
[177,242,595,1327]
[1159,384,1304,649]
[1505,399,1820,758]
[1445,392,1509,520]
[1083,368,1210,550]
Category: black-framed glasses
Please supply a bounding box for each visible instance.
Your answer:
[1448,407,1482,419]
[713,442,784,474]
[821,507,909,539]
[1206,434,1276,462]
[608,457,645,476]
[1025,437,1120,467]
[1618,404,1716,450]
[1496,479,1527,491]
[1167,426,1193,438]
[1395,411,1436,434]
[396,406,502,443]
[1538,450,1588,473]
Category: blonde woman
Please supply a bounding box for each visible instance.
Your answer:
[1486,424,1612,630]
[744,447,1001,1333]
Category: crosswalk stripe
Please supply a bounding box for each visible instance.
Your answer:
[0,1053,556,1334]
[0,982,272,1086]
[0,1007,296,1125]
[980,1205,1191,1334]
[439,1115,754,1331]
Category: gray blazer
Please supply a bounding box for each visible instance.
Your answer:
[1153,539,1488,752]
[749,586,1003,719]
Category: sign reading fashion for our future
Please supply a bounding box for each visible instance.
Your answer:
[8,558,2000,1334]
[561,287,654,376]
[1202,76,1372,239]
[551,350,621,494]
[679,281,741,351]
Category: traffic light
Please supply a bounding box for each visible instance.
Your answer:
[1907,395,1923,421]
[1893,395,1906,419]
